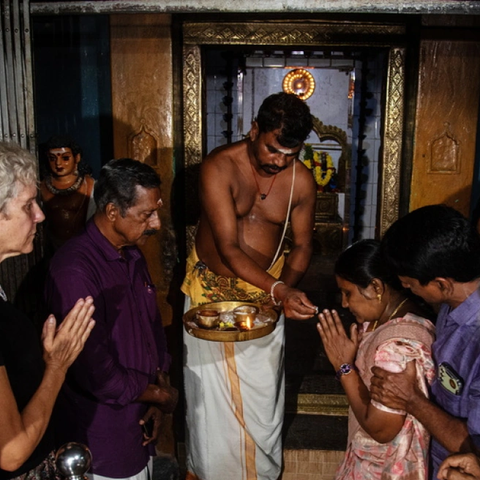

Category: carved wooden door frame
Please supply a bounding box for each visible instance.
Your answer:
[181,19,408,247]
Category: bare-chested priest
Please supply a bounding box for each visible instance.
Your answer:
[182,92,317,480]
[40,135,95,252]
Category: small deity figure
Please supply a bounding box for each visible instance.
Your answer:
[40,135,95,251]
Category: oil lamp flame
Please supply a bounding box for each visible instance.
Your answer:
[233,305,258,331]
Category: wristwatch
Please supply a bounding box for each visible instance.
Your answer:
[335,363,356,381]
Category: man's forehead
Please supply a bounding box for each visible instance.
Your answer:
[275,145,298,155]
[269,140,301,155]
[132,186,162,206]
[268,131,301,155]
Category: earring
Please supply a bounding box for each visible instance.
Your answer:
[377,293,382,303]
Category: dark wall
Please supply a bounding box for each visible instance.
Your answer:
[32,15,113,178]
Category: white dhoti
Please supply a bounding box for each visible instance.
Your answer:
[184,296,285,480]
[181,248,286,480]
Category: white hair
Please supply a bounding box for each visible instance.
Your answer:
[0,142,38,214]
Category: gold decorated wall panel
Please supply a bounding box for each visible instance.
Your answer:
[410,40,480,216]
[110,14,175,325]
[182,21,406,46]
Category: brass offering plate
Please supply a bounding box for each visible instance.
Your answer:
[183,301,278,342]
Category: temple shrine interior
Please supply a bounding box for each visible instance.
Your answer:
[2,2,480,478]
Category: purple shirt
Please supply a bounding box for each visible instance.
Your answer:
[430,288,480,478]
[45,219,170,478]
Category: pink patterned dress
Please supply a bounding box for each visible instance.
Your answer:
[335,313,436,480]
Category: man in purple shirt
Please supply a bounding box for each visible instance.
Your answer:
[45,158,177,480]
[369,205,480,479]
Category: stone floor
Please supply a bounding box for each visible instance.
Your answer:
[281,450,346,480]
[153,454,181,480]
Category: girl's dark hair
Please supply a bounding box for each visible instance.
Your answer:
[335,239,402,291]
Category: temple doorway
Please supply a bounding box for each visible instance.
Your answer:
[201,44,386,451]
[180,18,411,456]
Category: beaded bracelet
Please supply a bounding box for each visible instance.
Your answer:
[270,280,285,306]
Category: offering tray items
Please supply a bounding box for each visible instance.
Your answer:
[183,301,279,342]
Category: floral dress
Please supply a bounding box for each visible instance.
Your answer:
[335,313,436,480]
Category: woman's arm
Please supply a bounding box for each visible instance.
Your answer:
[338,368,405,443]
[0,298,95,471]
[317,309,405,443]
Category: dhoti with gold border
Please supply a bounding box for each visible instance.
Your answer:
[181,247,285,480]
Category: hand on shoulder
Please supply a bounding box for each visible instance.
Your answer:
[369,360,420,412]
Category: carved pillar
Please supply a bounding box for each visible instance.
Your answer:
[110,14,175,325]
[379,47,405,237]
[410,40,480,216]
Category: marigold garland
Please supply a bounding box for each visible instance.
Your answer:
[301,144,335,189]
